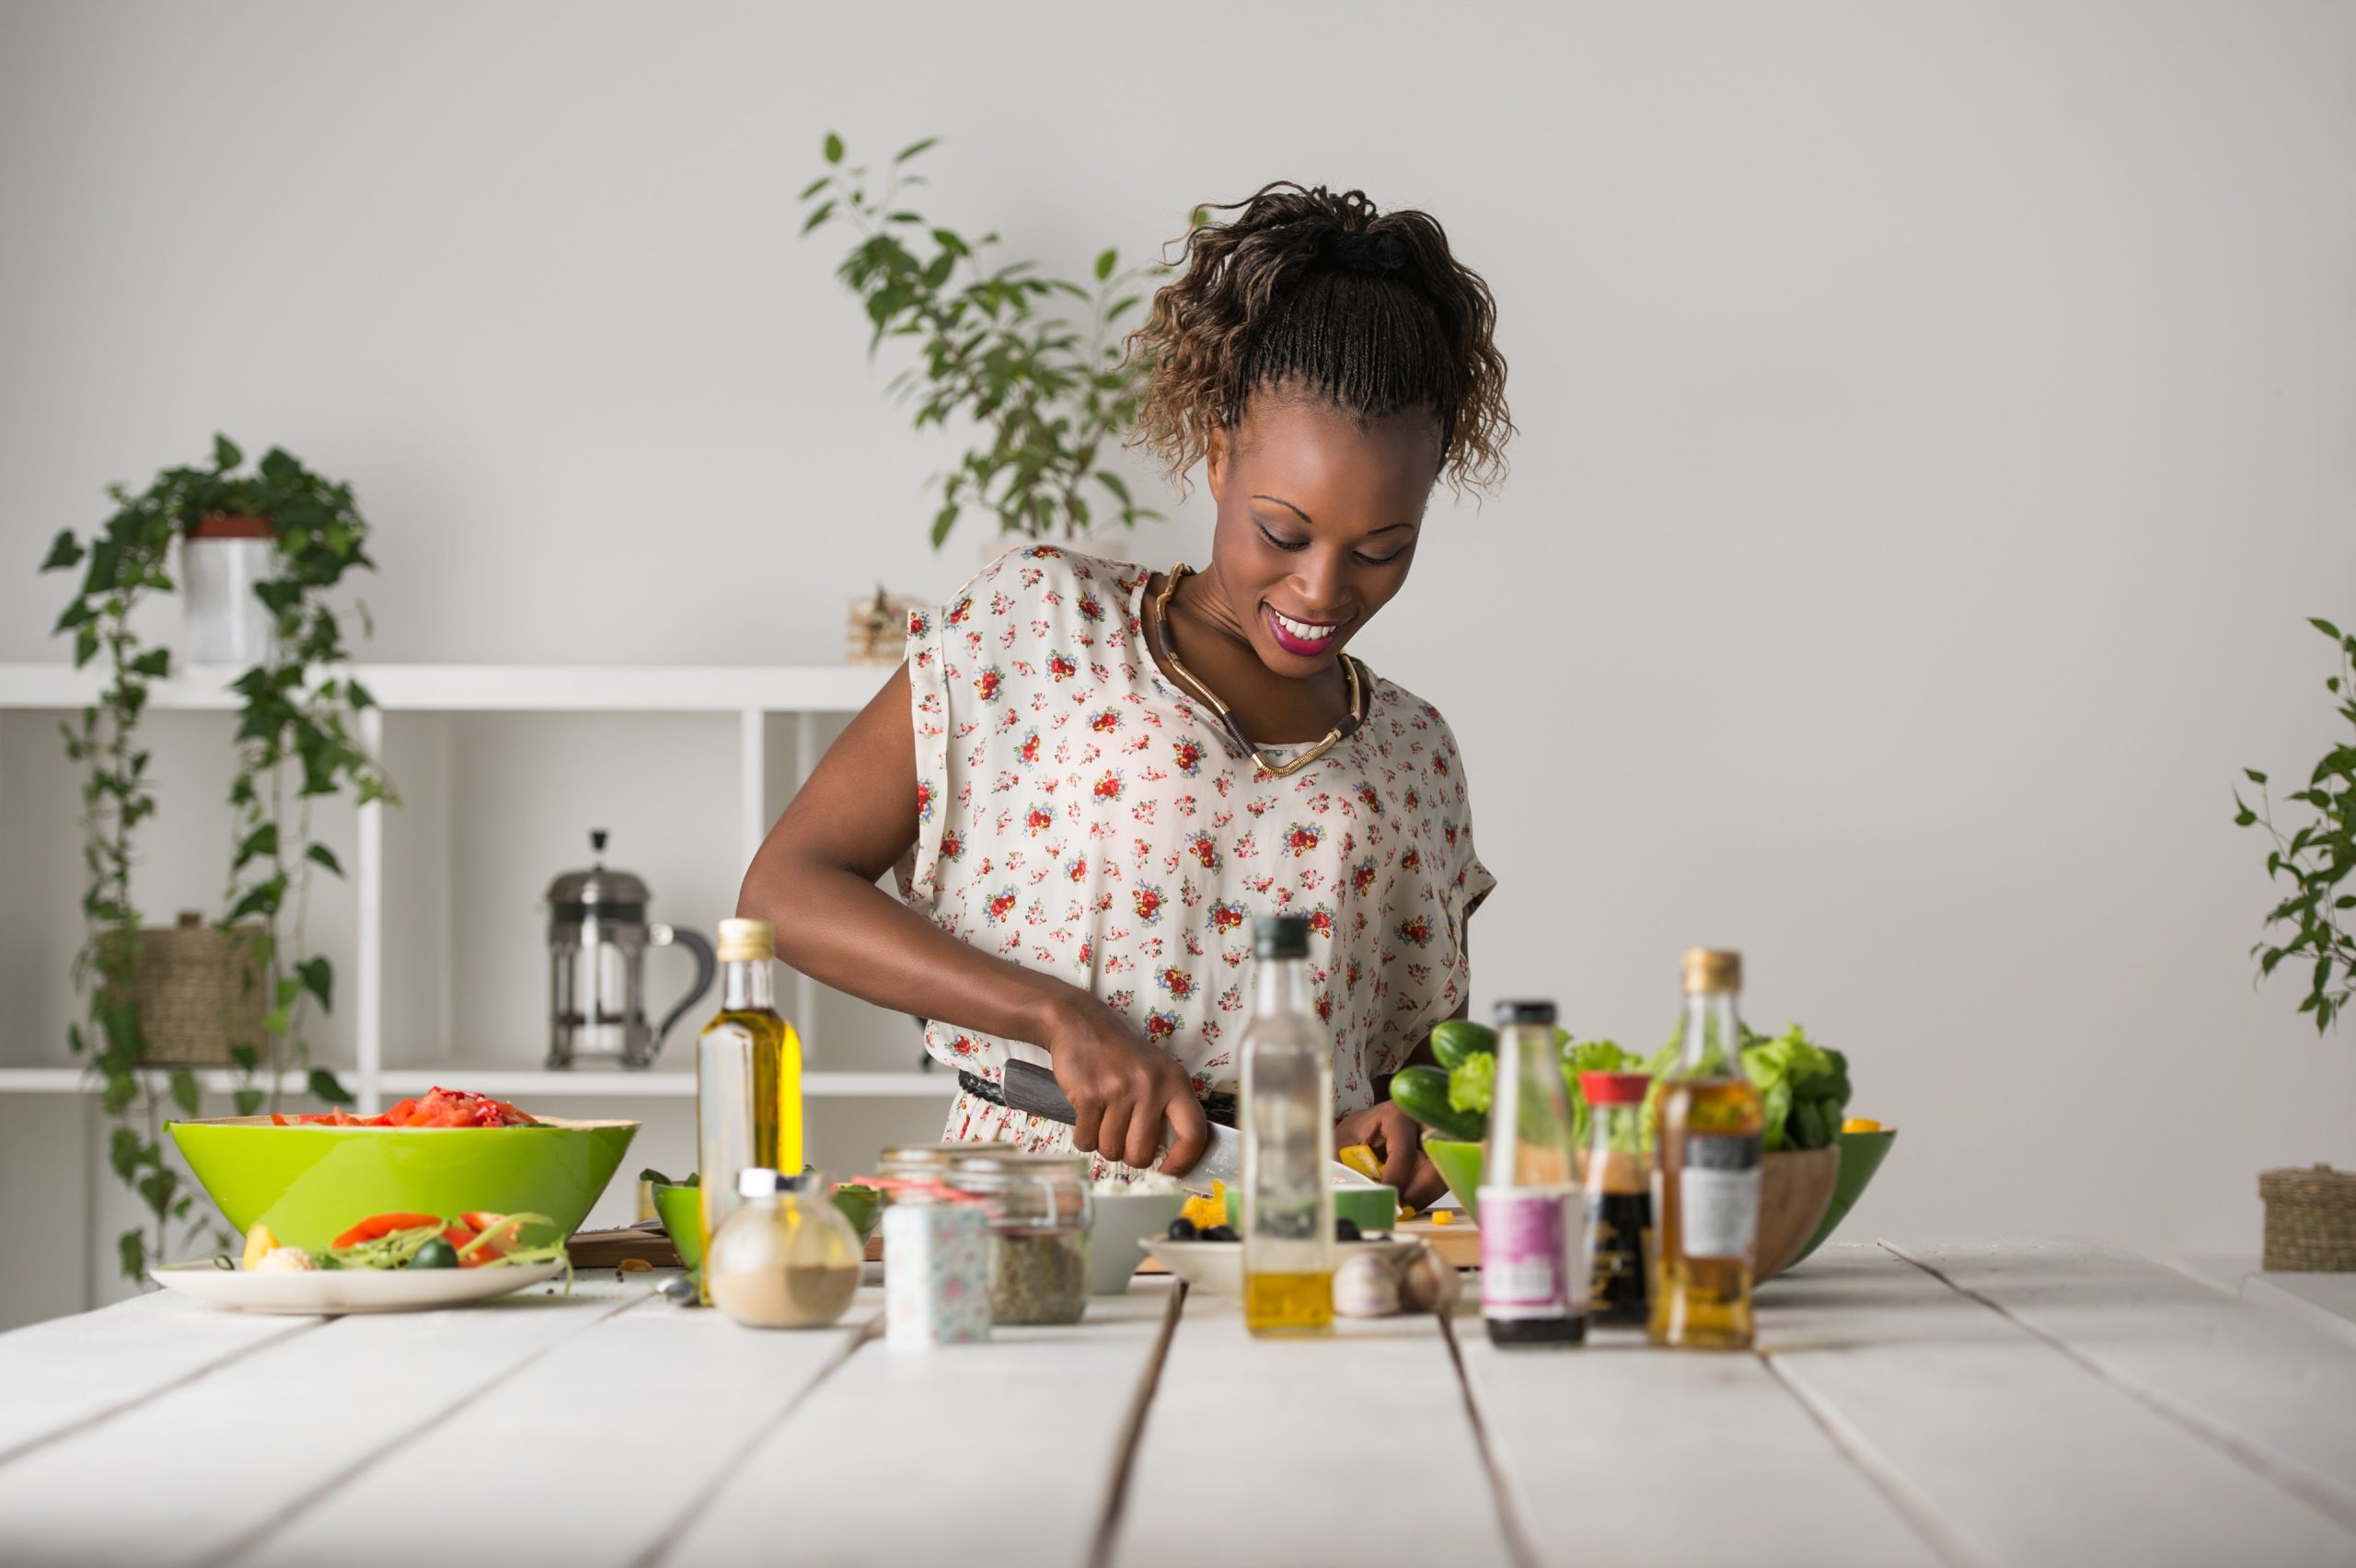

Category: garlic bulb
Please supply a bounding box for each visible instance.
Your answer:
[1332,1251,1401,1318]
[252,1247,319,1273]
[1396,1241,1461,1315]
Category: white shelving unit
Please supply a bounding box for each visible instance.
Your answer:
[0,662,953,1114]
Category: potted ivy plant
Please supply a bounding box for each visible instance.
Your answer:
[43,435,392,1281]
[799,132,1176,557]
[2235,615,2355,1270]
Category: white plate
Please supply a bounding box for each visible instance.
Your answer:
[149,1259,565,1315]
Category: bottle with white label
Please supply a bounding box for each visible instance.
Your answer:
[1478,998,1586,1347]
[1649,948,1763,1349]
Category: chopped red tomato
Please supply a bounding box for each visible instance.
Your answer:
[277,1087,537,1129]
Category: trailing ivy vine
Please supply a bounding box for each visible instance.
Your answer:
[43,436,392,1279]
[2236,616,2356,1034]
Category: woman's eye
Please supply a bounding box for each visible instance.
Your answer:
[1256,525,1310,552]
[1353,550,1405,568]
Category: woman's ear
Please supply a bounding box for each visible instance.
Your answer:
[1205,424,1230,498]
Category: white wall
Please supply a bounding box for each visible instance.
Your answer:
[3,0,2351,1317]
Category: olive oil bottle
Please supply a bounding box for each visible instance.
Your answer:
[1650,948,1763,1349]
[697,917,803,1304]
[1241,916,1335,1335]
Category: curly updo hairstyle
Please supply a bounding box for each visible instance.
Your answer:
[1128,182,1511,492]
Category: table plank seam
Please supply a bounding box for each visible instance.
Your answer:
[1087,1282,1189,1568]
[1754,1338,2002,1568]
[208,1290,652,1568]
[0,1314,331,1474]
[627,1312,884,1568]
[1437,1310,1542,1568]
[1878,1239,2356,1538]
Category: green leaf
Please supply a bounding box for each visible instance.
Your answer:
[2312,617,2344,641]
[306,843,343,877]
[118,1228,145,1282]
[801,199,837,236]
[168,1068,200,1117]
[40,530,83,571]
[2245,768,2269,786]
[798,174,832,201]
[236,823,279,868]
[307,1067,354,1106]
[1093,248,1117,282]
[297,956,332,1012]
[213,433,243,471]
[234,1088,264,1116]
[823,132,844,165]
[893,135,939,164]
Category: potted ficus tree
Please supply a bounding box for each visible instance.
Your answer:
[2235,615,2356,1270]
[43,435,392,1281]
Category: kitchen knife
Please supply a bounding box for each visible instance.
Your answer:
[999,1057,1379,1196]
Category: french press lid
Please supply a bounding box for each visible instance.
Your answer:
[545,829,651,922]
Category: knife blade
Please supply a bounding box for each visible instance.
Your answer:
[999,1057,1378,1196]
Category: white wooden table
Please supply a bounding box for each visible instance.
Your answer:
[5,1239,2355,1567]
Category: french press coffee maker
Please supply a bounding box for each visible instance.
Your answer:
[545,830,717,1069]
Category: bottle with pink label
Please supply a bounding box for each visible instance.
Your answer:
[1477,997,1588,1347]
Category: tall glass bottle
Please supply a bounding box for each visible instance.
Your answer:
[1479,999,1585,1347]
[1241,915,1334,1336]
[697,917,803,1304]
[1579,1071,1653,1327]
[1650,948,1763,1349]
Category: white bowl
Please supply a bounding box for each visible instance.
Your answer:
[1138,1236,1415,1298]
[1086,1191,1189,1294]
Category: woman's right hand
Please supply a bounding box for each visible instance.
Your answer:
[1042,997,1211,1176]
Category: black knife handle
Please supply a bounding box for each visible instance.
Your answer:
[1000,1057,1081,1126]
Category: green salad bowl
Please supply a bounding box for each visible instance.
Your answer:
[1425,1139,1486,1222]
[1791,1128,1898,1265]
[1222,1182,1401,1235]
[168,1115,639,1253]
[653,1179,884,1273]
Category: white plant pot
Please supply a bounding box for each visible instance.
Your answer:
[182,536,274,667]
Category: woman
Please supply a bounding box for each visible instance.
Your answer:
[740,183,1509,1206]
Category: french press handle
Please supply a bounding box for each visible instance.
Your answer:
[647,924,718,1056]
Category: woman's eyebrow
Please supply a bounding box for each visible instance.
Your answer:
[1250,495,1418,536]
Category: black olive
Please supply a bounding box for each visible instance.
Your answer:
[1202,1225,1239,1242]
[1335,1217,1363,1241]
[1167,1217,1198,1240]
[411,1238,459,1270]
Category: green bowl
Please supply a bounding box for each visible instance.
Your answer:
[1792,1129,1897,1264]
[168,1115,639,1253]
[1222,1182,1401,1234]
[653,1180,884,1273]
[1425,1139,1485,1222]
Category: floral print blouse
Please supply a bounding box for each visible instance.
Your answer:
[898,545,1496,1168]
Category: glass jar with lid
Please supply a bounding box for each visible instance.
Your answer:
[707,1169,864,1330]
[877,1140,1015,1194]
[942,1150,1092,1325]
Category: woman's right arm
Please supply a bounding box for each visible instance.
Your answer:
[735,662,1209,1175]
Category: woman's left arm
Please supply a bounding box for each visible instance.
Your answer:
[1333,930,1467,1209]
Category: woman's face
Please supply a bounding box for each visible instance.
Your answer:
[1202,392,1444,679]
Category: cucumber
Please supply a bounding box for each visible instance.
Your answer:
[1429,1019,1496,1071]
[1392,1064,1484,1141]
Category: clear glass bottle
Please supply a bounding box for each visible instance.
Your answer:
[1578,1070,1654,1328]
[697,917,803,1303]
[1241,915,1334,1335]
[707,1169,862,1330]
[1479,998,1585,1347]
[1650,948,1764,1349]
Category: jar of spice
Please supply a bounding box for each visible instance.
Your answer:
[707,1169,864,1330]
[943,1150,1092,1325]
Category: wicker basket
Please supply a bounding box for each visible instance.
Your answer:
[2258,1165,2356,1273]
[97,913,268,1066]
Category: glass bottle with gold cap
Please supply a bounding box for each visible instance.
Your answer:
[696,917,803,1302]
[1649,947,1763,1349]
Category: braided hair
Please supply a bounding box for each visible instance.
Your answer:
[1128,183,1511,491]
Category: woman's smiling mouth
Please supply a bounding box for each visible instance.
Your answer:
[1266,605,1346,656]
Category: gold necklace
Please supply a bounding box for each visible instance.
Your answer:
[1148,563,1364,779]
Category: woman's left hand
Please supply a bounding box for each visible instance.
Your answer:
[1334,1103,1449,1209]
